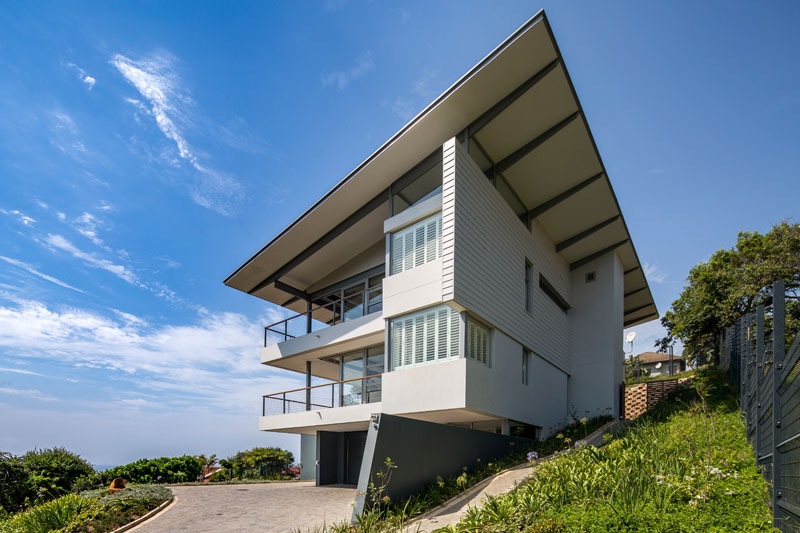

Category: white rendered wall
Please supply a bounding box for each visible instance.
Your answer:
[382,258,443,319]
[465,329,567,436]
[442,138,571,373]
[567,251,624,419]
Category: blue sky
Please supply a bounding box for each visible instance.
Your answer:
[1,2,798,466]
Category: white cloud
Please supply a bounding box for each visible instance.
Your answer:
[0,297,299,413]
[72,212,106,248]
[322,51,374,90]
[65,62,96,91]
[643,263,668,284]
[56,212,67,221]
[0,366,44,376]
[0,255,84,293]
[385,70,441,121]
[44,234,138,284]
[0,208,36,225]
[0,387,58,402]
[112,53,243,215]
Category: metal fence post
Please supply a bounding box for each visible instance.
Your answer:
[755,305,764,464]
[772,280,785,527]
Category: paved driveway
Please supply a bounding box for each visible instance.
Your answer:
[131,482,356,533]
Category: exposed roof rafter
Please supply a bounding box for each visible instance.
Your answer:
[625,312,658,327]
[624,303,653,316]
[528,171,604,221]
[569,239,628,271]
[555,215,620,253]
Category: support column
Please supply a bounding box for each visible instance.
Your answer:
[501,419,511,436]
[306,361,311,411]
[772,280,785,527]
[306,299,312,334]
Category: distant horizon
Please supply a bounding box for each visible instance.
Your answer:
[1,2,798,465]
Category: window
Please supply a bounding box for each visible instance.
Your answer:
[522,350,530,385]
[466,318,490,366]
[392,152,443,215]
[391,305,460,370]
[390,213,442,275]
[524,260,532,312]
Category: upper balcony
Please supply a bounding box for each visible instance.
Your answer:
[263,284,382,347]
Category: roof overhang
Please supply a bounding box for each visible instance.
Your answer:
[224,10,658,327]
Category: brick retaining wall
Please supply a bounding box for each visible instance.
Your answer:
[623,377,692,420]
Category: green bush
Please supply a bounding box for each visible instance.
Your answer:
[208,468,229,482]
[0,452,34,515]
[221,447,294,480]
[1,493,92,533]
[100,456,202,484]
[21,448,94,502]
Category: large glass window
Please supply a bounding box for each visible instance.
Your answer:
[466,318,490,366]
[338,345,384,406]
[391,305,460,370]
[390,212,442,275]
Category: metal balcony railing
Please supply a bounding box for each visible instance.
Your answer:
[263,285,382,347]
[261,374,382,416]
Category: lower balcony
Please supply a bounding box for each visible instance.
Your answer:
[259,375,382,434]
[262,374,382,415]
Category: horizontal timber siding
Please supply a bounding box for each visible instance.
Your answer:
[449,139,571,373]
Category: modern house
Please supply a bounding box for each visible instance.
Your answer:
[636,352,686,377]
[224,10,658,497]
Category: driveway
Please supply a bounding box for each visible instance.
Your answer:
[131,482,356,533]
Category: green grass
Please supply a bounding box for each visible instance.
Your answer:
[437,367,777,532]
[0,485,171,533]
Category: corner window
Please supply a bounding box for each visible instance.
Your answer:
[466,318,490,366]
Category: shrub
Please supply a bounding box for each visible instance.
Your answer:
[2,493,93,533]
[21,448,94,501]
[0,452,34,515]
[100,456,202,484]
[208,468,229,483]
[222,447,294,480]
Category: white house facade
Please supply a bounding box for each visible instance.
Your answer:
[224,11,658,490]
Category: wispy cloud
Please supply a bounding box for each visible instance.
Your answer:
[0,255,84,293]
[1,208,36,225]
[0,366,44,376]
[643,262,668,284]
[0,387,59,402]
[322,51,374,90]
[112,53,243,215]
[0,297,296,411]
[64,62,96,91]
[44,234,137,284]
[72,212,107,248]
[384,69,440,121]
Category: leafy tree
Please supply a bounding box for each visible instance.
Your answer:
[194,454,218,472]
[21,447,94,501]
[0,452,35,514]
[658,221,800,366]
[222,447,294,480]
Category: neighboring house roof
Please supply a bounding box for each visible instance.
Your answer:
[223,9,658,328]
[637,352,684,364]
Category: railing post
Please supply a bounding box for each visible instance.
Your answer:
[284,321,288,342]
[772,280,785,528]
[305,361,311,412]
[264,327,267,348]
[755,305,764,464]
[306,299,312,334]
[331,382,334,408]
[282,392,286,414]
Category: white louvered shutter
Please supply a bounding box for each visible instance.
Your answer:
[390,213,442,275]
[391,305,460,369]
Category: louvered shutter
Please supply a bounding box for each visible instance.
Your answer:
[389,213,442,275]
[390,305,460,369]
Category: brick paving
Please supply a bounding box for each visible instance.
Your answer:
[130,482,356,533]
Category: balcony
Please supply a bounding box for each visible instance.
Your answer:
[262,374,382,416]
[264,285,382,347]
